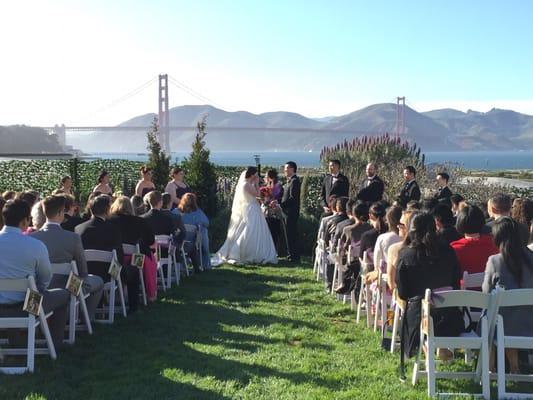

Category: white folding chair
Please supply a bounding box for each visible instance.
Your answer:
[314,239,327,281]
[50,261,93,344]
[390,289,405,353]
[412,288,491,399]
[154,235,178,289]
[0,276,56,374]
[494,287,533,399]
[84,249,126,324]
[461,271,485,362]
[122,244,147,306]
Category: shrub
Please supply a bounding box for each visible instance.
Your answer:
[181,116,218,218]
[146,117,170,191]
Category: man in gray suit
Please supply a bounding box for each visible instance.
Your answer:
[32,195,104,320]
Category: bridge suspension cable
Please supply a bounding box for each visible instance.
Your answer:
[72,76,158,124]
[168,75,223,109]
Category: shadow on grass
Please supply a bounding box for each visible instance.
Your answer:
[0,263,335,400]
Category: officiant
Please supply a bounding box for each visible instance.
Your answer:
[321,159,349,215]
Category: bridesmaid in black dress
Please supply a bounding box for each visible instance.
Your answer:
[165,166,192,207]
[135,166,156,199]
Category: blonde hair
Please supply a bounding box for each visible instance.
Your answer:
[110,196,134,216]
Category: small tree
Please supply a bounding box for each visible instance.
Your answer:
[182,116,217,217]
[146,117,170,191]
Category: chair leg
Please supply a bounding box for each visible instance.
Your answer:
[139,272,147,306]
[68,295,76,344]
[481,324,490,400]
[109,281,116,323]
[497,317,506,400]
[117,278,127,317]
[331,264,338,295]
[173,256,180,286]
[427,340,436,397]
[166,261,172,289]
[79,292,93,334]
[27,315,36,373]
[365,283,372,329]
[38,309,56,360]
[356,279,364,323]
[391,305,400,353]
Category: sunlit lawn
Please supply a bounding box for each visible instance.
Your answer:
[0,260,520,399]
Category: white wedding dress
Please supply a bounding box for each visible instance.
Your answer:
[216,171,278,265]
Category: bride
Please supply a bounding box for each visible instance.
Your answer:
[216,166,278,265]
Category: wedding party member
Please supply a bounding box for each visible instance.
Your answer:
[92,170,113,195]
[59,175,74,195]
[356,162,384,203]
[109,196,157,302]
[0,199,70,348]
[135,166,156,198]
[165,167,191,207]
[451,204,498,275]
[321,160,349,214]
[178,193,211,269]
[281,161,301,263]
[483,217,533,373]
[264,169,284,250]
[32,195,104,319]
[397,166,421,208]
[433,172,452,206]
[396,212,463,361]
[217,166,277,265]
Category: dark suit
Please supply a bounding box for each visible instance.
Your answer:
[321,173,350,208]
[397,180,421,208]
[356,175,384,203]
[434,186,452,206]
[281,174,301,261]
[485,217,530,245]
[61,214,83,232]
[108,214,155,256]
[31,223,104,319]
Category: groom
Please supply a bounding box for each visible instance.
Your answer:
[280,161,301,263]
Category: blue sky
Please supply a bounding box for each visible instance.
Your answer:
[1,0,532,125]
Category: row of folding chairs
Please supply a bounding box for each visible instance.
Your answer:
[314,240,533,399]
[0,225,204,374]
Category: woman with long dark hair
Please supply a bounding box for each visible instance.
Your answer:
[59,175,73,195]
[359,202,388,262]
[483,216,533,373]
[165,167,192,207]
[135,166,156,198]
[396,212,463,361]
[93,170,112,195]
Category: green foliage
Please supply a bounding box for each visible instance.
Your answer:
[181,116,218,218]
[146,117,170,191]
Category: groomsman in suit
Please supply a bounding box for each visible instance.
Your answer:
[280,161,301,263]
[356,162,384,203]
[433,172,453,206]
[321,160,350,214]
[397,165,421,208]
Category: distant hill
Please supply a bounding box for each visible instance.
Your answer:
[0,125,66,153]
[66,104,533,152]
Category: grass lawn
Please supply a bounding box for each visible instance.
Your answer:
[0,261,516,399]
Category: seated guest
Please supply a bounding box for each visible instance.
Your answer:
[178,193,211,269]
[450,194,465,217]
[368,205,403,283]
[162,192,182,227]
[451,205,499,275]
[433,172,452,206]
[0,200,69,348]
[359,203,388,264]
[511,198,533,233]
[17,190,40,208]
[135,166,155,198]
[60,194,83,232]
[92,170,113,195]
[396,212,463,360]
[483,217,533,373]
[2,191,17,201]
[317,195,338,241]
[109,196,157,302]
[486,193,529,244]
[406,200,421,211]
[76,196,142,313]
[130,195,146,216]
[432,203,461,244]
[386,210,418,290]
[325,197,349,246]
[26,201,46,234]
[420,197,439,213]
[356,162,384,203]
[331,198,357,253]
[31,195,104,320]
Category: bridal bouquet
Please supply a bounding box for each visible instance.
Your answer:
[260,186,282,219]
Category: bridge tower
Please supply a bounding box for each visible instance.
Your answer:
[158,74,170,154]
[395,96,405,139]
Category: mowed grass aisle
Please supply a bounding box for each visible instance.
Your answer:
[1,262,475,399]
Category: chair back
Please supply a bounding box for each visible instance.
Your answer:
[425,288,490,310]
[497,287,533,308]
[122,243,140,256]
[0,277,31,292]
[50,261,76,276]
[84,249,116,263]
[154,235,172,246]
[461,271,485,290]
